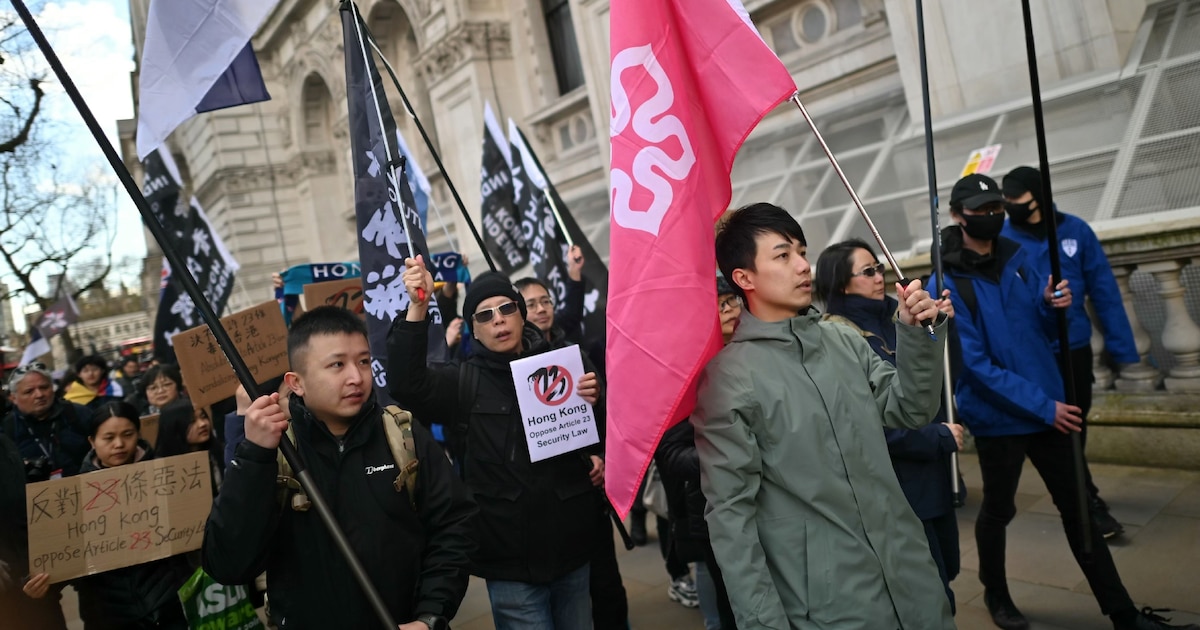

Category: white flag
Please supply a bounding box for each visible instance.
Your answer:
[136,0,279,159]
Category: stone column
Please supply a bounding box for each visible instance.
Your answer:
[1144,260,1200,392]
[1113,265,1162,391]
[1088,300,1114,390]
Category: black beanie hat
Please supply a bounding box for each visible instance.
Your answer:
[716,273,734,297]
[463,271,528,322]
[1001,166,1044,209]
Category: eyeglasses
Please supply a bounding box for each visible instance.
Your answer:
[852,263,886,278]
[146,379,178,393]
[525,297,554,311]
[718,296,740,312]
[473,301,520,324]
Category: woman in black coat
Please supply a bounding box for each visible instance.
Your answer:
[155,398,224,495]
[23,402,191,630]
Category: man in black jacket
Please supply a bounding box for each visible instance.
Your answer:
[202,306,476,630]
[516,251,630,630]
[2,363,92,481]
[391,259,603,630]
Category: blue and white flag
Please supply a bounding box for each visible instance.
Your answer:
[20,327,51,366]
[136,0,277,159]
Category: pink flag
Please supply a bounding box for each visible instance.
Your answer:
[606,0,796,515]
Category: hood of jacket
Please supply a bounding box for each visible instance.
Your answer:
[79,440,153,473]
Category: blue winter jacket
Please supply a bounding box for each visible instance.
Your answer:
[942,232,1063,437]
[1001,210,1137,362]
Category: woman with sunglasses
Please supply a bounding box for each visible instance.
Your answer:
[391,262,604,630]
[814,238,963,614]
[23,402,191,629]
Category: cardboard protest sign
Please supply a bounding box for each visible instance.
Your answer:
[171,301,289,409]
[139,414,160,448]
[302,278,365,319]
[510,345,599,463]
[26,451,212,583]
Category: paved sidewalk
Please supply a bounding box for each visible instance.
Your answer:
[455,454,1200,629]
[57,454,1200,629]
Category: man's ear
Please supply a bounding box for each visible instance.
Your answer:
[732,268,753,295]
[283,371,304,398]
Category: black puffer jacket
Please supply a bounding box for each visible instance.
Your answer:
[203,396,476,629]
[74,445,191,630]
[389,317,600,583]
[654,419,709,563]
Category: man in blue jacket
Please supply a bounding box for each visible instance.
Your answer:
[1001,165,1138,539]
[942,173,1194,630]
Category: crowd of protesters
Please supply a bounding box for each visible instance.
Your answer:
[2,166,1197,630]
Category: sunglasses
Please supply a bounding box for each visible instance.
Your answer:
[12,361,48,377]
[473,301,520,324]
[852,263,887,278]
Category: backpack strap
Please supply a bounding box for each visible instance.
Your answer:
[275,425,309,511]
[381,405,419,509]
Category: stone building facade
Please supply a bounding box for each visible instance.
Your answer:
[119,0,1197,310]
[119,0,1200,467]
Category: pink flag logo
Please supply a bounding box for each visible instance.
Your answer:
[606,0,796,516]
[610,46,696,236]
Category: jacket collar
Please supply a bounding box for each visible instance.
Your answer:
[472,321,551,368]
[289,394,379,453]
[730,307,823,344]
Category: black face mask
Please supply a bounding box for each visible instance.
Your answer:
[1005,200,1036,223]
[960,213,1005,241]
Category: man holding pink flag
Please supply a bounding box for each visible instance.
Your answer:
[606,0,955,627]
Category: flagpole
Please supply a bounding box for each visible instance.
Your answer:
[543,188,576,250]
[347,1,426,304]
[787,94,936,339]
[428,198,460,252]
[6,2,400,627]
[1019,0,1091,554]
[361,18,497,272]
[914,0,960,497]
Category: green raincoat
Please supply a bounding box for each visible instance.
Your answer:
[694,309,955,629]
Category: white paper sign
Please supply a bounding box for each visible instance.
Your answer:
[510,345,599,463]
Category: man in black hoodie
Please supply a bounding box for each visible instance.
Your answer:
[203,306,476,630]
[391,258,603,630]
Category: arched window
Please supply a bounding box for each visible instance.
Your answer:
[301,74,333,147]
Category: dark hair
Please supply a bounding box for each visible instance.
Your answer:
[90,401,142,437]
[75,355,108,375]
[514,277,548,294]
[156,397,206,457]
[139,363,183,398]
[288,306,369,368]
[715,203,807,300]
[814,238,878,306]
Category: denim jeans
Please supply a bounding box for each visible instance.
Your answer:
[486,563,592,630]
[694,562,720,630]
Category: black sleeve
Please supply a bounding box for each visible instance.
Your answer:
[387,317,463,428]
[411,423,477,619]
[554,278,586,344]
[655,420,699,481]
[201,440,281,584]
[0,434,27,578]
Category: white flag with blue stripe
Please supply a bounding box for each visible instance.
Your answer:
[136,0,278,159]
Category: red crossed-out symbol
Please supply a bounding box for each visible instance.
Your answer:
[84,479,121,513]
[528,365,574,406]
